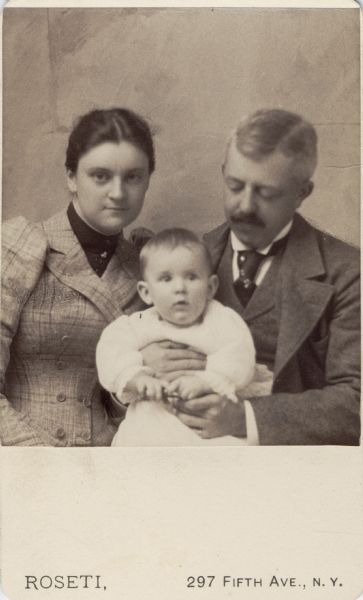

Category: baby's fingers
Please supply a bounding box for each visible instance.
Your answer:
[166,379,181,395]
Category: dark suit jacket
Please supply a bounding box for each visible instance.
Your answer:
[204,214,360,445]
[1,210,143,446]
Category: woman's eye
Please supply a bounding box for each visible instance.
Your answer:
[91,172,110,183]
[127,172,143,184]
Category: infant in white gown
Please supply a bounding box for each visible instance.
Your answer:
[96,229,272,446]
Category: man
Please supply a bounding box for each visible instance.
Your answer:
[175,109,360,445]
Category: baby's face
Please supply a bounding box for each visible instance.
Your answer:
[139,246,216,327]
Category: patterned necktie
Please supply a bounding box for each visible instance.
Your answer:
[234,236,288,307]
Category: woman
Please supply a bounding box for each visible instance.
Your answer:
[0,108,204,446]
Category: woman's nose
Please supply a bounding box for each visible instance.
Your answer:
[109,177,126,200]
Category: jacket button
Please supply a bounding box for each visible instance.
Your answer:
[82,432,91,442]
[83,398,92,408]
[56,427,66,439]
[61,335,70,342]
[56,360,65,370]
[56,393,66,402]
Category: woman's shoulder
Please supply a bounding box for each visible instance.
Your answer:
[2,215,48,257]
[2,216,48,288]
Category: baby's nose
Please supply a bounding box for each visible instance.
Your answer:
[174,278,186,292]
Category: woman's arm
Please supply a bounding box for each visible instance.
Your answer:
[0,217,49,446]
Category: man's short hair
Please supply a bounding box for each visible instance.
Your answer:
[230,108,318,180]
[139,228,213,279]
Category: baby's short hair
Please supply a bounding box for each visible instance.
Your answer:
[139,228,213,279]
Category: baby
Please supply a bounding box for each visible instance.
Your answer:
[96,228,272,446]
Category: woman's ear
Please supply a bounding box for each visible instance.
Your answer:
[137,281,153,306]
[66,170,77,194]
[207,274,219,300]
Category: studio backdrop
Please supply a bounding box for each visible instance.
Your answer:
[3,7,360,246]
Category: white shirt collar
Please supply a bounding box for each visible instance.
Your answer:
[230,220,293,255]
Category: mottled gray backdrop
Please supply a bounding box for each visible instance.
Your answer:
[3,7,360,245]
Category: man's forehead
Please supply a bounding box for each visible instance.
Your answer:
[224,142,297,183]
[224,136,315,185]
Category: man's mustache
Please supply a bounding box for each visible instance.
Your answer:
[230,213,265,228]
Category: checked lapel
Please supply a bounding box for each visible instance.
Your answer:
[42,209,141,322]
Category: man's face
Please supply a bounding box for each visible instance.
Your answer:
[222,141,312,248]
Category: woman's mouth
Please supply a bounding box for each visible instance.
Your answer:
[105,206,127,212]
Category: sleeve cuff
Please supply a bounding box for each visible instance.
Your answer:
[115,366,155,401]
[196,370,238,403]
[244,400,260,445]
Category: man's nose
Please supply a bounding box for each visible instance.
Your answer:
[109,177,126,200]
[237,185,255,213]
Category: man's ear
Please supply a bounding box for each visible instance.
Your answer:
[66,170,77,194]
[298,180,314,204]
[137,281,153,306]
[207,274,219,300]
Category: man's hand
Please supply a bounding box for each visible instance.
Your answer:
[126,372,167,402]
[167,375,213,400]
[175,393,247,439]
[141,340,206,382]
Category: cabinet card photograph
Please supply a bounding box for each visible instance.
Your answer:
[1,1,362,599]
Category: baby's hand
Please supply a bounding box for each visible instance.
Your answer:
[127,373,167,402]
[167,375,213,401]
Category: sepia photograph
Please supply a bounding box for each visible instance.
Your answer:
[1,3,360,448]
[1,2,362,599]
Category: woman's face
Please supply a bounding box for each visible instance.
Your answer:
[67,141,150,235]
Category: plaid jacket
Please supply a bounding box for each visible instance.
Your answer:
[1,209,144,446]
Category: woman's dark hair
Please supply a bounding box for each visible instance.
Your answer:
[65,108,155,174]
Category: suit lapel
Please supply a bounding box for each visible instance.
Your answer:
[242,262,277,322]
[273,214,334,378]
[42,210,140,322]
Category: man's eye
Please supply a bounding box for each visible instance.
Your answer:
[258,187,278,200]
[227,180,245,193]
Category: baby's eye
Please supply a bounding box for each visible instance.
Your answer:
[186,273,198,280]
[159,274,171,282]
